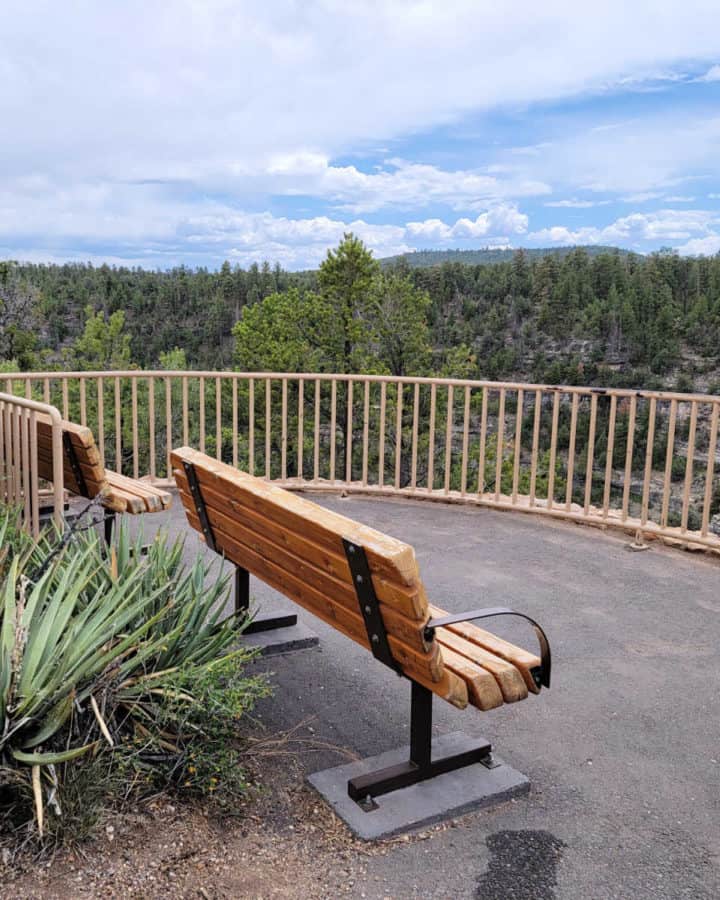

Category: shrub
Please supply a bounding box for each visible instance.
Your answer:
[0,507,269,841]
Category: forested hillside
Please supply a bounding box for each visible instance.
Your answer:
[380,245,632,268]
[2,242,720,394]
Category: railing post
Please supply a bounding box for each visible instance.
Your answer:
[444,384,453,496]
[330,379,337,483]
[378,381,387,489]
[701,403,719,537]
[460,385,470,497]
[494,388,506,502]
[248,377,255,476]
[513,389,524,505]
[427,382,436,492]
[297,377,304,480]
[603,395,618,518]
[480,387,492,497]
[584,393,597,515]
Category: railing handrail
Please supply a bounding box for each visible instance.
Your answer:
[0,390,66,420]
[0,392,64,533]
[5,370,720,406]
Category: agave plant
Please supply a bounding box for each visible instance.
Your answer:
[0,508,250,836]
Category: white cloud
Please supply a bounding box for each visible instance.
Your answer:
[3,4,720,194]
[406,206,527,241]
[698,64,720,81]
[1,178,528,268]
[259,157,549,213]
[530,208,720,249]
[502,115,720,198]
[676,234,720,255]
[665,195,696,202]
[620,192,666,203]
[529,225,601,246]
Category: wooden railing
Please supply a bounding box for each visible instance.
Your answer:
[0,392,64,535]
[4,371,720,552]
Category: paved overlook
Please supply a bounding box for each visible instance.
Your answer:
[141,492,720,900]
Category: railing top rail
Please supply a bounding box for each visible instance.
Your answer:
[5,371,720,405]
[0,391,63,423]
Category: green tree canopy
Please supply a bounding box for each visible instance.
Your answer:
[233,236,434,377]
[71,306,133,370]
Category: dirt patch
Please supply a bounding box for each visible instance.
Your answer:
[1,782,383,899]
[0,736,438,900]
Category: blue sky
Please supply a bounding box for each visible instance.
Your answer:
[2,1,720,269]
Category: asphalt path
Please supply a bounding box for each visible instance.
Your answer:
[133,491,720,899]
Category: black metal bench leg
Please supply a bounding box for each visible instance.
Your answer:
[410,680,433,771]
[104,510,116,545]
[234,564,298,634]
[347,681,494,802]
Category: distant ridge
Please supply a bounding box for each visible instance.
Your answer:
[380,245,634,268]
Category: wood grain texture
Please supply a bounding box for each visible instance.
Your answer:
[439,646,504,710]
[435,628,528,702]
[174,471,425,618]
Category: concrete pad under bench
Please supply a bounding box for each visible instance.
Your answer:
[308,732,529,841]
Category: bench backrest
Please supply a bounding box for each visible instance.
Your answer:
[172,446,468,708]
[35,414,172,514]
[36,414,106,499]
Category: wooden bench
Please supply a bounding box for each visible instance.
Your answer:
[172,446,550,800]
[36,414,172,538]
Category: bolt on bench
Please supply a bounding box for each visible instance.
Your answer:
[35,414,172,538]
[173,446,550,815]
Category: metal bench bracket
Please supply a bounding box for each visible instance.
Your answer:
[182,460,216,551]
[63,432,89,498]
[343,538,401,674]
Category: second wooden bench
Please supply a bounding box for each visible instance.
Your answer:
[36,414,172,538]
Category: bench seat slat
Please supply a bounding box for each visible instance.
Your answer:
[105,472,171,512]
[430,604,541,694]
[439,647,504,711]
[435,628,528,702]
[177,487,430,651]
